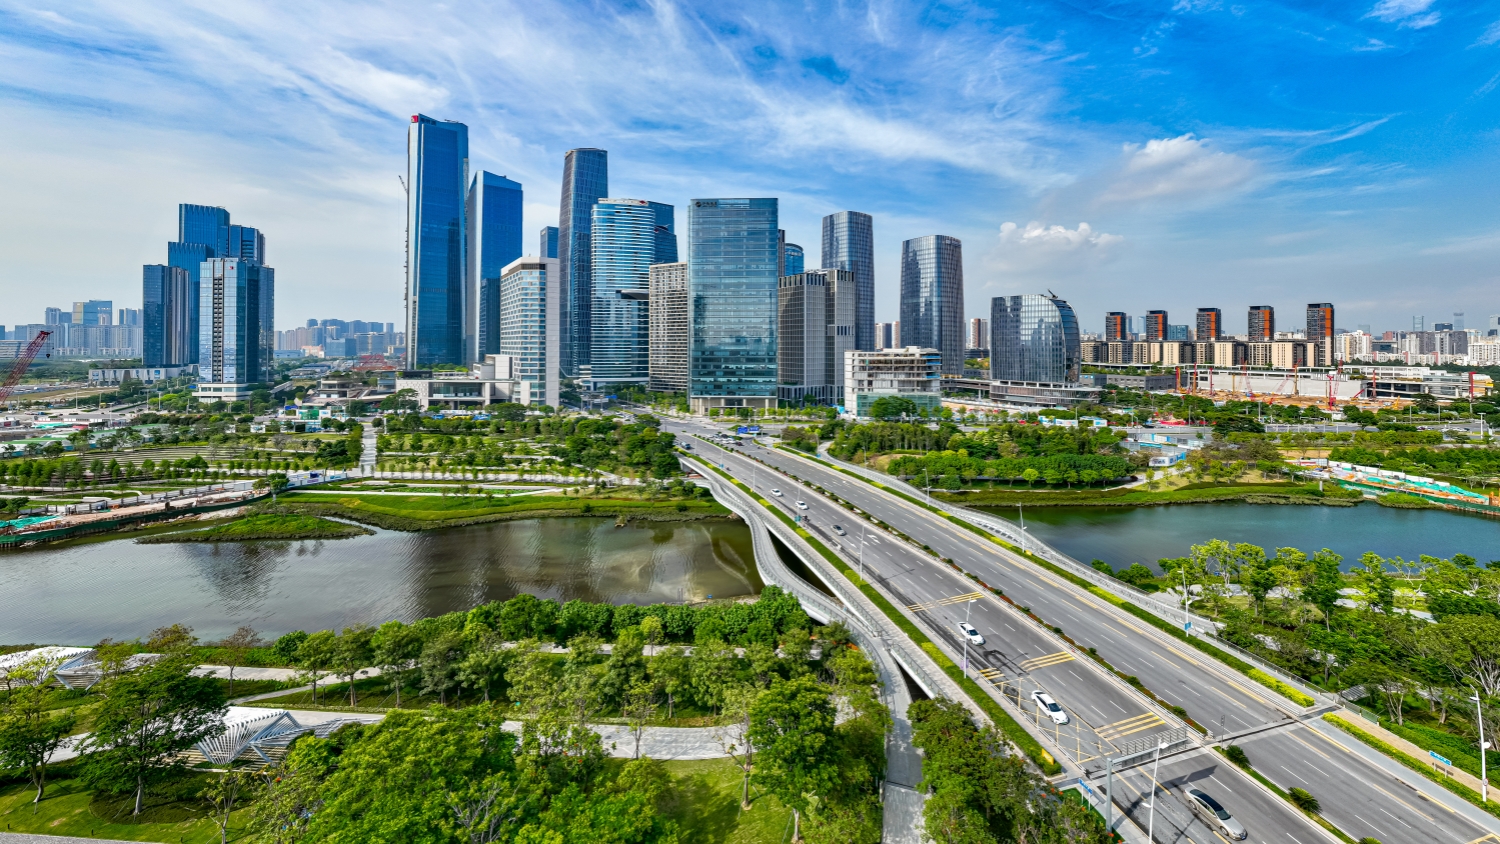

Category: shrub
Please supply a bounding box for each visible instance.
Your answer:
[1225,745,1249,767]
[1288,788,1320,813]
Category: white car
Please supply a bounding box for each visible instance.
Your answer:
[1030,691,1070,725]
[796,500,809,510]
[958,622,985,646]
[832,524,846,536]
[1187,789,1247,840]
[770,488,783,497]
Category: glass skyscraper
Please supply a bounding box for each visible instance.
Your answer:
[822,211,875,350]
[179,205,230,255]
[648,201,678,263]
[558,148,608,376]
[899,235,964,376]
[989,294,1080,384]
[782,243,804,276]
[467,172,523,358]
[143,264,194,366]
[406,114,470,367]
[499,257,561,408]
[540,226,559,259]
[688,198,779,412]
[195,257,274,400]
[227,225,265,265]
[589,199,656,384]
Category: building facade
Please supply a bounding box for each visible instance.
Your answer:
[589,198,656,385]
[406,114,470,367]
[821,211,875,351]
[467,172,523,359]
[1144,310,1168,341]
[195,258,274,401]
[558,148,608,376]
[648,262,689,393]
[143,264,194,366]
[688,198,779,413]
[541,226,559,259]
[1248,305,1274,341]
[1306,302,1335,366]
[782,242,804,276]
[898,235,964,376]
[649,201,679,264]
[989,294,1081,384]
[498,256,561,408]
[777,269,855,404]
[1105,311,1128,342]
[843,346,942,417]
[1196,308,1222,341]
[968,317,990,351]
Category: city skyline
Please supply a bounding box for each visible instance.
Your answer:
[4,2,1498,332]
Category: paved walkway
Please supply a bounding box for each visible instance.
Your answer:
[0,835,146,844]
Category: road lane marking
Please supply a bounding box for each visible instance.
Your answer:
[1377,805,1411,828]
[1097,712,1166,740]
[1205,683,1258,713]
[1018,651,1075,671]
[1303,725,1353,755]
[1282,729,1332,762]
[1279,764,1309,784]
[905,590,985,613]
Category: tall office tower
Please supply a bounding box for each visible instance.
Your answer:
[405,115,470,367]
[467,172,524,358]
[777,269,856,404]
[540,226,559,259]
[1248,305,1275,340]
[648,262,690,392]
[179,204,231,255]
[227,225,265,264]
[498,256,561,408]
[1143,310,1167,341]
[688,198,779,413]
[195,257,274,401]
[1167,324,1189,341]
[777,229,786,278]
[648,201,678,263]
[44,307,70,325]
[821,211,875,351]
[899,235,964,376]
[1307,302,1334,365]
[1357,323,1372,335]
[589,198,656,385]
[1196,308,1222,341]
[875,322,893,349]
[1105,312,1127,342]
[990,294,1081,384]
[783,243,804,276]
[1413,315,1424,332]
[968,317,990,350]
[1454,312,1465,331]
[558,148,608,376]
[117,308,142,326]
[142,265,194,366]
[1489,315,1500,336]
[73,300,112,326]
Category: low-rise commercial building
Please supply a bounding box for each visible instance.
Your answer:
[843,346,942,417]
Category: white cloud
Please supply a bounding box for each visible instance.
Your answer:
[986,221,1124,281]
[998,221,1123,251]
[1098,134,1256,205]
[1479,19,1500,45]
[1366,0,1441,29]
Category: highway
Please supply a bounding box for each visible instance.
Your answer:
[671,419,1497,844]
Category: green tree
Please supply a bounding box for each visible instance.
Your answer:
[1356,552,1396,612]
[80,652,227,816]
[457,634,509,703]
[332,624,375,706]
[296,629,338,704]
[648,644,691,719]
[868,395,919,420]
[0,656,78,807]
[419,630,466,704]
[749,676,840,842]
[690,637,736,715]
[371,620,422,707]
[217,625,263,698]
[201,766,253,844]
[1303,549,1345,630]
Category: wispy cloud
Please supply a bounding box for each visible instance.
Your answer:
[1098,135,1257,205]
[1365,0,1441,29]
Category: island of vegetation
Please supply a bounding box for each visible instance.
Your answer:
[138,512,372,543]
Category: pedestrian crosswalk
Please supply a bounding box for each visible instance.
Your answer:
[906,591,985,613]
[1095,712,1165,741]
[1018,651,1075,671]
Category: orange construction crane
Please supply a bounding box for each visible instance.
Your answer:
[0,330,52,404]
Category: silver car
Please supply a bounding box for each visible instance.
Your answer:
[1187,788,1246,840]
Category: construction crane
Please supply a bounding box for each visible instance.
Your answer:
[0,330,52,405]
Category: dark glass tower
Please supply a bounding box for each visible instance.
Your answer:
[541,226,559,259]
[783,243,804,276]
[169,203,232,364]
[688,198,779,411]
[406,114,470,367]
[468,172,523,358]
[898,235,964,376]
[648,201,678,263]
[821,211,875,350]
[590,199,656,384]
[142,264,193,366]
[558,148,608,375]
[990,294,1081,383]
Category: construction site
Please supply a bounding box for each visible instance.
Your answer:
[1164,364,1493,411]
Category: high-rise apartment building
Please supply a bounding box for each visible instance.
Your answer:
[1105,312,1128,342]
[1412,315,1424,332]
[648,262,689,393]
[558,148,608,376]
[989,294,1081,384]
[143,265,194,366]
[777,269,855,404]
[1144,310,1168,341]
[44,307,69,325]
[688,198,779,413]
[821,211,875,351]
[1196,308,1222,341]
[1248,305,1275,341]
[406,114,470,367]
[899,235,964,376]
[968,317,990,351]
[540,226,559,259]
[1454,312,1465,331]
[467,172,523,358]
[875,322,899,349]
[1306,302,1334,366]
[782,242,804,276]
[194,257,274,401]
[498,256,561,409]
[118,308,141,326]
[649,202,679,264]
[589,198,656,385]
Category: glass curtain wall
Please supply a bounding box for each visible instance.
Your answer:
[898,234,964,375]
[558,148,608,375]
[689,198,779,404]
[821,211,874,350]
[989,294,1080,384]
[406,115,469,367]
[590,199,655,384]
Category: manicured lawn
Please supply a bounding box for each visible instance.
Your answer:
[662,757,793,844]
[938,480,1356,508]
[275,489,731,530]
[0,766,253,842]
[141,513,371,543]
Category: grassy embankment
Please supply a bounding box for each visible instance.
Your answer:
[140,513,372,543]
[0,756,788,844]
[271,489,733,531]
[934,478,1363,508]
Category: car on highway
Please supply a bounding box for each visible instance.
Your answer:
[958,622,985,646]
[832,524,846,536]
[1186,789,1246,840]
[796,500,809,510]
[1030,691,1070,725]
[770,488,782,497]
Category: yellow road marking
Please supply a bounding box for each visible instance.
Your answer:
[1303,724,1353,755]
[1283,728,1333,762]
[1465,835,1500,844]
[1098,712,1167,740]
[1019,651,1076,671]
[906,591,985,612]
[1205,684,1257,713]
[1224,678,1273,708]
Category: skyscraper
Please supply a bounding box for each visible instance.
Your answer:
[1196,308,1222,341]
[179,205,230,255]
[195,257,273,401]
[898,235,964,376]
[499,256,561,408]
[990,294,1081,384]
[1144,310,1168,341]
[1248,305,1274,340]
[143,264,194,366]
[405,114,470,367]
[648,262,690,393]
[1105,312,1128,342]
[72,301,112,326]
[688,198,779,413]
[540,226,559,259]
[558,148,608,376]
[227,225,265,264]
[589,198,656,385]
[1306,302,1334,366]
[968,317,989,351]
[777,269,855,404]
[821,211,875,351]
[783,243,805,276]
[648,202,678,264]
[468,172,523,358]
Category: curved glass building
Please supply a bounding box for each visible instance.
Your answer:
[989,294,1081,384]
[898,235,964,376]
[589,198,655,385]
[822,211,874,351]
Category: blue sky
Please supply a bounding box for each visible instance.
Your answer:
[2,0,1498,334]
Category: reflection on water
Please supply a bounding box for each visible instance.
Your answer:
[0,518,759,644]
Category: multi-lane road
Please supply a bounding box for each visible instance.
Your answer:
[671,418,1497,844]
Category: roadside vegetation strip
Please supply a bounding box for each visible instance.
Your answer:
[931,482,1358,508]
[138,512,372,543]
[1216,747,1358,844]
[273,490,730,531]
[1322,713,1500,820]
[777,445,1321,710]
[687,451,1062,774]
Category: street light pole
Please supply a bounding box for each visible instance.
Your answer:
[962,598,976,678]
[1475,691,1490,803]
[1147,742,1166,844]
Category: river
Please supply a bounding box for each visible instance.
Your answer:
[1002,501,1498,572]
[0,518,760,645]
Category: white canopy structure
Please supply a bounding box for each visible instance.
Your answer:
[0,647,93,690]
[194,707,366,766]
